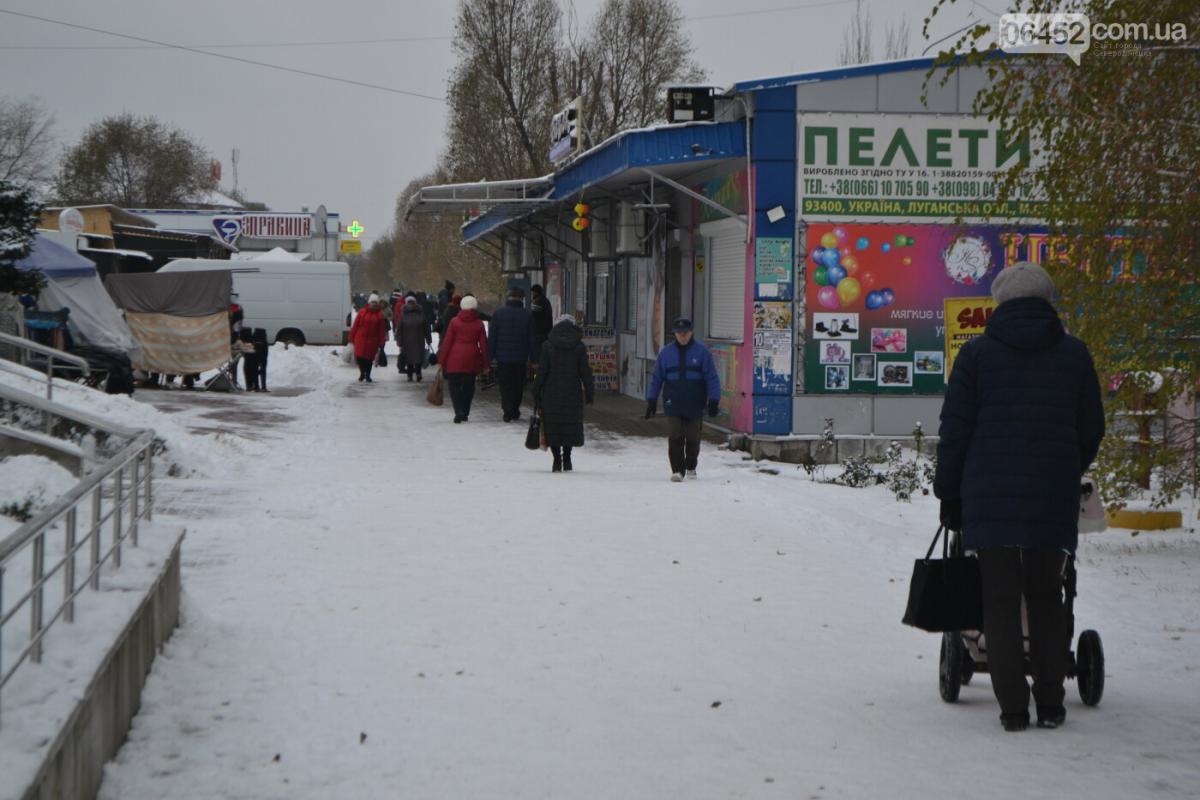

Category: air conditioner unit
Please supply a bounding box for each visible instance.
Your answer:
[521,236,541,269]
[615,201,646,255]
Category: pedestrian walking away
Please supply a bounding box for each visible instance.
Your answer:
[646,317,721,481]
[529,284,554,374]
[437,293,462,339]
[489,287,534,421]
[348,293,388,383]
[252,328,270,391]
[934,261,1105,733]
[437,295,489,422]
[397,294,432,382]
[533,314,594,472]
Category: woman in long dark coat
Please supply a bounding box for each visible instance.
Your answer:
[533,315,594,472]
[396,295,432,381]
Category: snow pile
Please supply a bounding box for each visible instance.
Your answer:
[0,455,77,539]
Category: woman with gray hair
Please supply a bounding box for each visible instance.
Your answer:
[533,314,594,472]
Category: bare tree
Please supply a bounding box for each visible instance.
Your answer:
[837,0,873,66]
[0,97,56,190]
[576,0,704,144]
[883,14,912,61]
[450,0,563,180]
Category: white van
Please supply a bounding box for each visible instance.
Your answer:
[159,259,352,345]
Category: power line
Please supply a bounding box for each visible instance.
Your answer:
[0,34,454,51]
[0,8,446,102]
[690,0,856,21]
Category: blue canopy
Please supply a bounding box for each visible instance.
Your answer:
[15,234,97,278]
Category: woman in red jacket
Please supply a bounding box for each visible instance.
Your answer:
[348,294,388,383]
[437,295,489,422]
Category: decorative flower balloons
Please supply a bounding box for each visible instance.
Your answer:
[840,254,859,275]
[821,248,841,269]
[859,270,876,290]
[856,236,869,250]
[834,227,849,243]
[825,264,847,285]
[811,246,826,266]
[881,243,891,253]
[817,285,839,309]
[865,291,885,310]
[813,265,830,286]
[820,232,838,249]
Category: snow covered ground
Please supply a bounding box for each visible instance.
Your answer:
[5,344,1199,798]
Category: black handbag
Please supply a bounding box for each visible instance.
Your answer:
[901,526,984,633]
[524,414,542,450]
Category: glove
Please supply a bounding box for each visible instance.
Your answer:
[707,400,720,418]
[645,398,657,419]
[940,499,963,532]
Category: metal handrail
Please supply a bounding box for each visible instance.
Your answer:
[0,330,91,403]
[0,395,155,727]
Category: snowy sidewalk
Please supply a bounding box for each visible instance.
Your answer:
[94,348,1200,799]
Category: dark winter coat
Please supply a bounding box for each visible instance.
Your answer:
[934,297,1105,554]
[533,321,594,448]
[488,299,533,364]
[397,303,431,367]
[438,308,489,374]
[530,296,554,357]
[437,302,460,338]
[349,306,388,359]
[648,338,721,418]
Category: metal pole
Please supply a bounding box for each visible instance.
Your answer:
[112,467,123,569]
[130,457,140,547]
[90,486,101,590]
[31,532,44,664]
[64,507,77,623]
[145,448,153,522]
[0,565,5,727]
[45,358,53,435]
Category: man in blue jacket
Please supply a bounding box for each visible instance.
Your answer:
[645,317,722,481]
[488,287,534,422]
[935,261,1104,732]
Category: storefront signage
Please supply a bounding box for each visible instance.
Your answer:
[212,216,242,245]
[240,214,313,239]
[943,296,997,375]
[798,114,1045,221]
[340,239,363,255]
[549,97,582,164]
[581,324,617,391]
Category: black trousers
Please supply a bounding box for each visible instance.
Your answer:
[496,362,527,417]
[404,361,424,380]
[356,357,374,381]
[667,416,702,474]
[978,547,1070,719]
[446,372,476,419]
[243,352,260,390]
[257,347,268,389]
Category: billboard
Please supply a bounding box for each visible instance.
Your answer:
[802,223,1034,395]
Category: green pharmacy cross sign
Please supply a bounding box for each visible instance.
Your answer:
[348,220,364,238]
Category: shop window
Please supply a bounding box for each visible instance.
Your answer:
[704,220,745,341]
[588,261,611,325]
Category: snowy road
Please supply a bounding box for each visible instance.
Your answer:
[96,348,1200,799]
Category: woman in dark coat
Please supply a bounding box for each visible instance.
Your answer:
[533,315,594,472]
[396,295,432,382]
[935,262,1104,732]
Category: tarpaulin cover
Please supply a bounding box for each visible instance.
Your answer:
[104,270,231,317]
[39,273,143,360]
[124,311,230,373]
[14,235,97,278]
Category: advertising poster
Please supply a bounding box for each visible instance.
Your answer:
[943,296,997,377]
[581,325,618,392]
[708,342,739,425]
[755,237,793,299]
[753,301,793,394]
[801,223,1024,395]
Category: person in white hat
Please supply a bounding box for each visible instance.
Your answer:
[348,294,387,383]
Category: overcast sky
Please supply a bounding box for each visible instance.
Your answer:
[1,0,982,244]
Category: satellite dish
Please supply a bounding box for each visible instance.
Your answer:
[314,204,328,233]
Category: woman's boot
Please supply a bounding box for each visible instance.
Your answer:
[562,447,573,472]
[551,446,562,473]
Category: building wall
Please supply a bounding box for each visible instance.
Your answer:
[743,64,1011,437]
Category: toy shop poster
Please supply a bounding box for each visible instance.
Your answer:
[804,223,1030,395]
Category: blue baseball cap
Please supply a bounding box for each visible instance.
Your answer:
[672,317,693,332]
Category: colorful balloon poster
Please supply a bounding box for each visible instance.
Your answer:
[803,223,1034,395]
